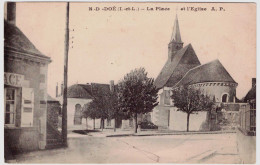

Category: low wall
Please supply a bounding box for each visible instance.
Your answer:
[5,127,39,159]
[215,111,239,131]
[236,128,256,164]
[121,119,134,129]
[152,107,169,129]
[47,102,60,129]
[169,109,207,131]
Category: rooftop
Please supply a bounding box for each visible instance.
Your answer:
[175,59,237,87]
[4,20,51,61]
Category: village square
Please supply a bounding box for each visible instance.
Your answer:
[3,2,256,164]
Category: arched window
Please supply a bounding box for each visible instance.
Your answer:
[74,104,82,125]
[222,94,228,103]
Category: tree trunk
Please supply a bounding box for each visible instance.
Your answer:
[86,118,88,130]
[187,113,190,132]
[114,118,116,132]
[101,118,104,131]
[100,119,101,129]
[208,109,211,131]
[134,113,138,133]
[93,118,95,130]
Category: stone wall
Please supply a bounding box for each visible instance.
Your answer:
[47,102,60,129]
[4,127,39,159]
[209,103,243,131]
[236,129,256,163]
[5,54,48,151]
[215,111,239,130]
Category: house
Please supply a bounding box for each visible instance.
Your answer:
[152,15,238,131]
[244,78,256,107]
[56,81,124,130]
[239,78,256,135]
[4,2,52,159]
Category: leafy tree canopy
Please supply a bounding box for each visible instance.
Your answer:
[118,67,159,117]
[171,85,215,131]
[171,85,214,114]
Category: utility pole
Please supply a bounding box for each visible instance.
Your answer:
[62,2,69,147]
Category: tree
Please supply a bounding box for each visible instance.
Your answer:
[118,68,159,133]
[82,90,110,131]
[106,91,121,132]
[171,85,215,132]
[82,103,96,130]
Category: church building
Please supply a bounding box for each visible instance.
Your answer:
[152,15,238,131]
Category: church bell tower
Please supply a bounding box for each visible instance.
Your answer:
[168,15,183,61]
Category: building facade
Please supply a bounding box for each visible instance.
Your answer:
[152,15,238,131]
[56,81,123,130]
[4,2,51,158]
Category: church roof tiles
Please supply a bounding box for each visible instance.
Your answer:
[154,44,200,89]
[175,59,237,87]
[67,83,115,99]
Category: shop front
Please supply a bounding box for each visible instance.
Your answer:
[4,3,51,158]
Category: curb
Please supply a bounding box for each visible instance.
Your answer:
[106,131,236,137]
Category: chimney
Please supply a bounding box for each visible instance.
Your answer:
[6,2,16,25]
[110,80,114,92]
[252,78,256,88]
[56,83,59,97]
[61,82,64,96]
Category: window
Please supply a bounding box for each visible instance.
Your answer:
[74,104,82,125]
[222,94,228,103]
[5,88,16,125]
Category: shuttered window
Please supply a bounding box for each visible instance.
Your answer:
[21,88,34,127]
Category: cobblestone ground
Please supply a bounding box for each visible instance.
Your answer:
[13,133,241,164]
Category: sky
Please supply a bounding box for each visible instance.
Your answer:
[13,2,256,99]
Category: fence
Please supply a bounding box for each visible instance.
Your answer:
[239,104,256,136]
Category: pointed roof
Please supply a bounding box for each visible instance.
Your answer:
[154,44,200,89]
[175,59,237,87]
[67,84,93,99]
[47,94,60,103]
[244,84,256,101]
[4,20,51,61]
[67,83,117,99]
[170,15,182,43]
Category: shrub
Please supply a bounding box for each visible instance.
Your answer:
[140,121,158,129]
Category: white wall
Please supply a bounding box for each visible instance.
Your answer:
[151,106,170,129]
[57,97,92,130]
[85,118,115,129]
[169,108,207,131]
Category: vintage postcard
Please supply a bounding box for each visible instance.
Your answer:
[3,2,256,164]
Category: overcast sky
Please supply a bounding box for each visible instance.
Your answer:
[14,2,256,99]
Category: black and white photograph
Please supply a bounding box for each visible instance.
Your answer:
[2,1,257,164]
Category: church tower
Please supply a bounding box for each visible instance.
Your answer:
[168,15,183,61]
